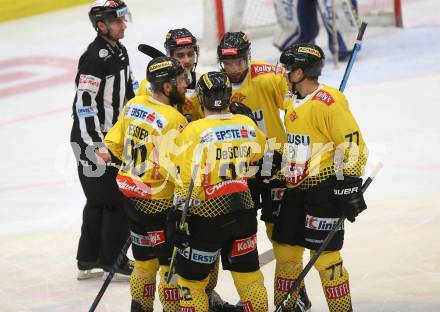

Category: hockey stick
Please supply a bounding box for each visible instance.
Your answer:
[165,142,205,283]
[138,44,166,58]
[274,162,383,312]
[88,235,132,312]
[331,0,339,68]
[339,21,367,92]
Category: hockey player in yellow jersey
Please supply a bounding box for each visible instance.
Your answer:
[217,31,312,311]
[272,43,368,312]
[105,56,188,312]
[136,28,203,122]
[169,72,268,312]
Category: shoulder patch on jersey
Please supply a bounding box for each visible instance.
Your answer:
[78,74,101,95]
[99,49,109,58]
[250,63,276,79]
[125,104,169,131]
[76,106,98,118]
[312,89,335,106]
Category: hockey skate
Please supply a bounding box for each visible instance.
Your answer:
[207,289,242,312]
[77,261,105,280]
[102,258,134,282]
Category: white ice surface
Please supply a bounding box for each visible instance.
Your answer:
[0,0,439,311]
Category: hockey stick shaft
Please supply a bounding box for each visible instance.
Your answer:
[339,22,367,92]
[274,162,383,312]
[165,143,204,283]
[89,235,132,312]
[138,44,166,58]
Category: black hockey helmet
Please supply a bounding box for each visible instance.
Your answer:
[89,0,131,30]
[164,28,199,55]
[217,31,251,61]
[196,72,232,110]
[279,43,325,78]
[147,56,185,90]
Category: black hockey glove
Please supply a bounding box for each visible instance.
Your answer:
[166,208,190,249]
[229,102,257,125]
[256,150,283,183]
[333,176,367,223]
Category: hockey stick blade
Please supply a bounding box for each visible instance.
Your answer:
[138,44,166,58]
[274,162,383,312]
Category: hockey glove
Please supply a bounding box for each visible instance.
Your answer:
[166,208,190,249]
[333,176,367,223]
[256,150,283,183]
[229,102,257,125]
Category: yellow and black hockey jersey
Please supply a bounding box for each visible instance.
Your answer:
[228,60,290,148]
[283,84,368,189]
[105,95,187,200]
[173,113,267,217]
[135,72,204,122]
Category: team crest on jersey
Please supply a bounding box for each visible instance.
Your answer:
[125,104,168,131]
[250,63,276,79]
[231,92,246,103]
[289,110,298,121]
[313,90,335,106]
[199,125,256,143]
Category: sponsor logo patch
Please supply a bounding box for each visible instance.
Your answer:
[78,74,101,94]
[125,104,168,131]
[242,301,255,312]
[191,249,219,264]
[176,37,193,45]
[130,230,165,247]
[116,175,152,199]
[298,46,322,58]
[203,179,248,199]
[313,90,335,106]
[143,283,156,297]
[250,63,276,78]
[231,234,257,257]
[149,61,172,72]
[163,287,180,301]
[305,215,344,231]
[76,106,98,118]
[199,125,256,143]
[221,48,238,55]
[276,277,295,292]
[325,280,350,299]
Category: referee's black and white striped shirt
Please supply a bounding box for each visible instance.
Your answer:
[71,35,135,152]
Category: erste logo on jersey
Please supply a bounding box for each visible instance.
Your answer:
[231,234,257,257]
[125,104,168,131]
[76,106,98,118]
[305,215,344,231]
[200,125,256,143]
[78,74,101,95]
[203,179,248,199]
[313,89,335,106]
[250,63,276,78]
